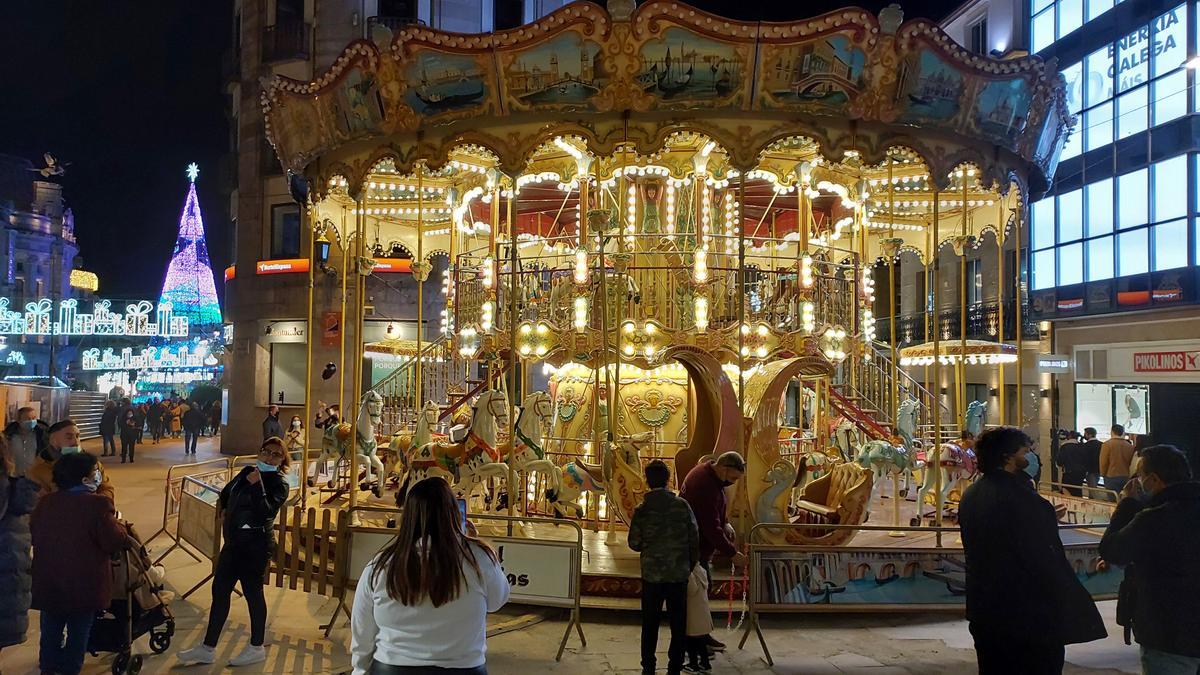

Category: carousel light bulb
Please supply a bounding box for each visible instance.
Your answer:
[757,324,768,337]
[801,255,814,288]
[571,248,590,285]
[536,323,548,335]
[520,323,532,334]
[535,345,547,356]
[573,296,588,332]
[481,301,494,332]
[481,257,495,289]
[801,301,815,333]
[694,296,709,332]
[644,344,655,357]
[692,247,708,283]
[623,344,635,356]
[520,345,532,355]
[755,346,768,358]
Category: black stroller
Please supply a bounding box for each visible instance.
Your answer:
[88,527,176,674]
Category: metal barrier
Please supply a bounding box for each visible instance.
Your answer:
[146,458,232,559]
[1039,482,1119,524]
[739,521,1121,666]
[169,476,224,599]
[336,506,587,660]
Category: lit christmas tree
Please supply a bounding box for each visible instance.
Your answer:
[159,163,223,333]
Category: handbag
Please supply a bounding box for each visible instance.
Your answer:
[1116,564,1137,646]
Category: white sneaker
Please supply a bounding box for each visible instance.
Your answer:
[228,644,267,667]
[177,644,216,665]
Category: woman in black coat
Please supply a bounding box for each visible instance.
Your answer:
[0,435,38,652]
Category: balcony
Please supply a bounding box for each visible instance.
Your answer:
[366,15,426,34]
[261,21,311,64]
[874,301,1040,349]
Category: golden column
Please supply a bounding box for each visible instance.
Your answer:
[931,184,943,540]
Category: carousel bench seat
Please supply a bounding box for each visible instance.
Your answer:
[793,462,873,526]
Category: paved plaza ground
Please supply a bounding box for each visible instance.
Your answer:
[0,434,1142,674]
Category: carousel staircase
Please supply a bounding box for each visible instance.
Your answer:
[371,335,466,437]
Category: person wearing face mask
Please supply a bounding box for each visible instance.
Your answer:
[1100,445,1200,673]
[27,420,114,503]
[959,427,1106,674]
[181,399,206,456]
[30,451,130,675]
[3,407,48,478]
[284,416,305,457]
[178,437,291,668]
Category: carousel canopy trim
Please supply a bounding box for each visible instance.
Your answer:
[263,1,1073,191]
[898,339,1018,366]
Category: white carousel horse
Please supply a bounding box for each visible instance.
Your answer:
[388,400,442,476]
[915,442,976,522]
[402,389,511,503]
[965,399,988,437]
[831,416,862,461]
[896,398,920,448]
[477,391,560,505]
[356,391,387,494]
[546,431,650,521]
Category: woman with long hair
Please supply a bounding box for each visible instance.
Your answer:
[177,438,291,668]
[0,435,38,660]
[351,478,509,675]
[284,415,305,457]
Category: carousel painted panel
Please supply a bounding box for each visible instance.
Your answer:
[756,32,870,117]
[893,49,965,128]
[633,25,752,109]
[971,77,1033,147]
[499,31,609,112]
[401,50,496,120]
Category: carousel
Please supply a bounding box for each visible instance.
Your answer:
[261,0,1083,607]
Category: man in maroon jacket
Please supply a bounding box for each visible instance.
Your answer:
[680,451,748,653]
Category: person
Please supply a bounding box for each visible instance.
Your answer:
[959,426,1105,674]
[3,407,48,477]
[209,400,223,437]
[262,405,283,441]
[30,452,130,675]
[959,430,976,449]
[1056,430,1088,497]
[0,435,38,656]
[680,451,747,655]
[1099,445,1200,673]
[134,403,147,443]
[684,561,712,674]
[98,401,118,458]
[167,401,182,438]
[1081,427,1103,498]
[119,406,139,464]
[182,400,206,456]
[1101,424,1136,498]
[284,416,305,457]
[628,460,699,675]
[148,398,165,444]
[177,438,290,668]
[350,477,509,675]
[27,420,114,503]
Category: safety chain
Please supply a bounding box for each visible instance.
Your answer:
[725,548,748,632]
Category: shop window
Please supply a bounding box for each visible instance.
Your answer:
[1086,178,1113,236]
[1116,86,1147,139]
[1117,168,1148,230]
[1153,219,1188,270]
[1118,228,1149,276]
[965,258,983,305]
[1087,235,1114,281]
[1058,243,1084,285]
[270,204,301,259]
[269,342,307,406]
[1153,71,1187,126]
[1033,249,1057,290]
[1152,5,1186,78]
[1032,198,1056,250]
[1032,7,1056,52]
[1153,155,1187,223]
[1084,47,1113,107]
[1085,103,1113,151]
[1058,189,1083,243]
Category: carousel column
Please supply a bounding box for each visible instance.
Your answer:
[348,196,367,512]
[1015,203,1024,431]
[506,175,520,520]
[958,171,969,430]
[931,187,943,544]
[416,167,425,419]
[997,200,1007,425]
[488,173,501,393]
[736,173,747,456]
[301,199,317,508]
[887,157,900,431]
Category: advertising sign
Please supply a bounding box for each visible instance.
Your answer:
[1037,354,1071,373]
[255,259,310,275]
[322,312,342,347]
[1133,350,1200,372]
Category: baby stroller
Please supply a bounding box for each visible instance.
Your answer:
[88,525,176,674]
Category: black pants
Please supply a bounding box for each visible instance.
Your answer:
[101,434,116,456]
[686,635,711,669]
[120,434,136,461]
[640,580,687,673]
[1062,471,1085,497]
[369,661,487,675]
[974,635,1064,674]
[205,535,270,647]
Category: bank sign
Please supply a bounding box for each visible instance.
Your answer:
[1133,350,1200,372]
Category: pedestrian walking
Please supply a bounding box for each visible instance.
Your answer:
[284,416,305,458]
[119,407,139,464]
[262,405,283,441]
[134,404,147,443]
[1081,427,1103,497]
[182,401,205,456]
[959,426,1105,674]
[208,400,222,437]
[629,459,699,675]
[30,452,130,675]
[350,477,509,675]
[1055,430,1087,496]
[0,435,38,656]
[1102,424,1136,498]
[1100,445,1200,674]
[148,398,165,444]
[98,401,118,458]
[177,437,291,667]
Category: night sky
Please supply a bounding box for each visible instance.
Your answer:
[0,0,958,300]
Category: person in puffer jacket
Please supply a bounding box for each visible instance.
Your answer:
[0,435,38,653]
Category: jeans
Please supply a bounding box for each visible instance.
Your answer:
[184,430,199,454]
[150,421,162,442]
[39,610,95,675]
[370,662,487,675]
[1142,647,1200,674]
[1106,476,1128,501]
[972,633,1064,674]
[640,580,687,674]
[205,535,270,647]
[101,433,116,456]
[120,435,136,461]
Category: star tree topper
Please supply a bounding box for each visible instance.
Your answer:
[186,162,200,183]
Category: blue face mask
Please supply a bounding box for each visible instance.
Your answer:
[82,469,102,493]
[1023,451,1041,479]
[256,460,278,473]
[59,446,82,455]
[22,419,36,430]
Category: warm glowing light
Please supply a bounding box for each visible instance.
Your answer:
[573,296,588,332]
[694,296,709,332]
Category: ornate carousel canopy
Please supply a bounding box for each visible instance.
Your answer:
[898,339,1018,366]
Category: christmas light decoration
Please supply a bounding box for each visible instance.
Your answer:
[0,298,187,337]
[159,165,223,333]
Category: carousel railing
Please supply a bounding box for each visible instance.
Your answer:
[370,336,469,437]
[874,299,1040,349]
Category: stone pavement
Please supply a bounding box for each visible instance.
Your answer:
[0,434,1142,674]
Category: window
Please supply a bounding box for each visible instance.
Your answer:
[1059,243,1084,285]
[1086,0,1112,21]
[1033,198,1056,249]
[966,258,984,304]
[1085,103,1113,151]
[969,17,989,55]
[1118,229,1149,276]
[1033,249,1057,290]
[1153,155,1187,222]
[1116,86,1147,139]
[1153,71,1187,125]
[269,342,307,406]
[1032,7,1056,51]
[1153,219,1188,270]
[270,204,301,258]
[1058,189,1083,243]
[1087,236,1114,280]
[1118,168,1148,230]
[1058,0,1083,36]
[1086,178,1113,236]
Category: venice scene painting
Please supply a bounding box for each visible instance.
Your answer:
[404,52,488,115]
[506,33,607,107]
[896,50,964,124]
[975,78,1032,145]
[762,35,867,108]
[636,27,743,100]
[331,68,386,138]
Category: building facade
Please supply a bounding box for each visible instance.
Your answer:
[223,0,572,451]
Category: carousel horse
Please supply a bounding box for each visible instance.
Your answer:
[915,442,975,523]
[965,399,988,437]
[830,416,861,461]
[546,431,651,522]
[895,398,921,448]
[398,390,509,503]
[321,391,387,497]
[388,400,443,476]
[857,439,914,503]
[475,391,560,510]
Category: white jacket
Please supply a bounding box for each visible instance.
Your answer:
[351,542,510,674]
[687,563,713,637]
